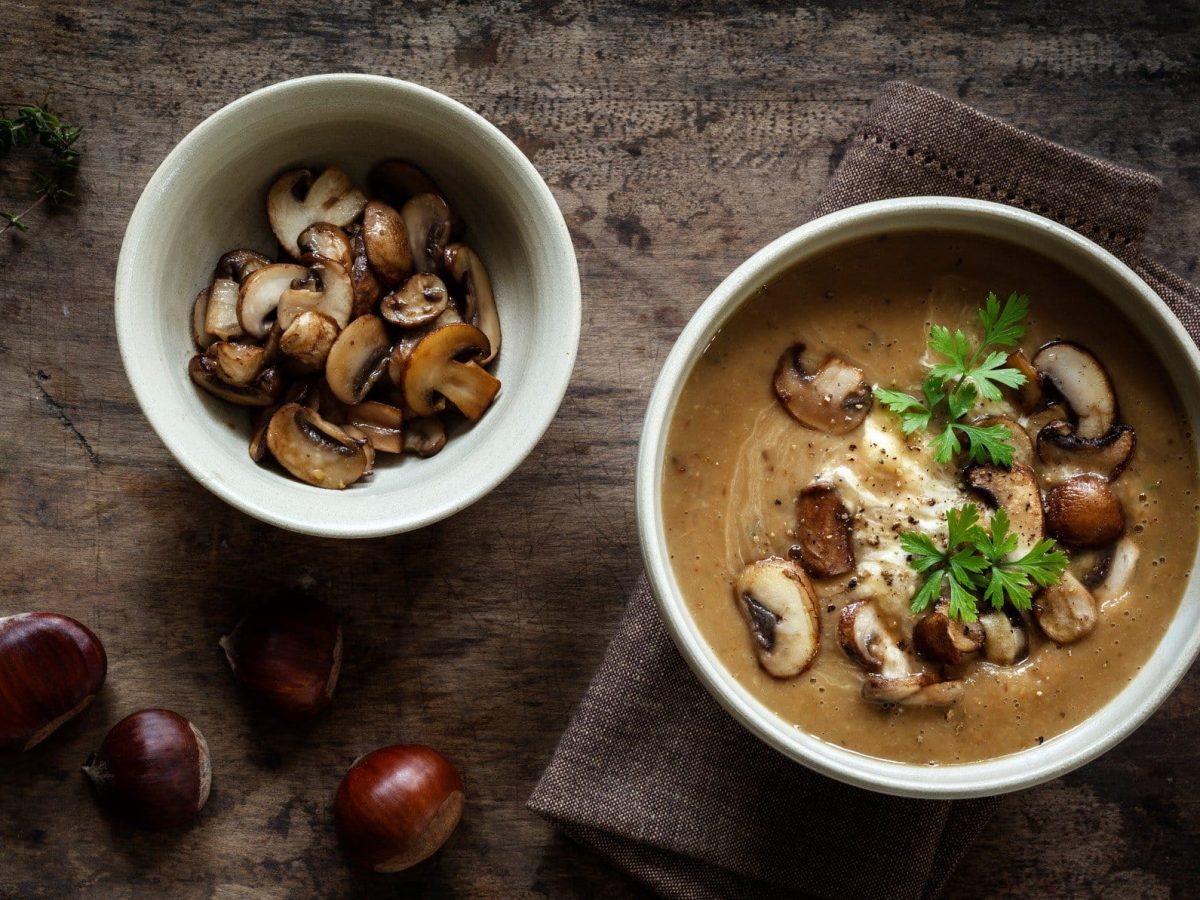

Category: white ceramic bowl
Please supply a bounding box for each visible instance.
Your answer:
[637,196,1200,798]
[115,74,580,538]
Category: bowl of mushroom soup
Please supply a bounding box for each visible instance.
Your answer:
[115,74,580,537]
[638,196,1200,797]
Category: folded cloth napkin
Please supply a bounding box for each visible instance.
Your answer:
[530,81,1200,900]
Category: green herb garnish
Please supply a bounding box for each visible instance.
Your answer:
[0,98,83,233]
[875,292,1030,465]
[900,504,1069,622]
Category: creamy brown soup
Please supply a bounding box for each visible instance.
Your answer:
[662,230,1198,764]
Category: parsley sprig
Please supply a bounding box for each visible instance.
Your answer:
[875,292,1030,465]
[0,99,83,233]
[900,504,1069,622]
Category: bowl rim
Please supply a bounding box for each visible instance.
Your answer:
[114,73,581,538]
[636,195,1200,798]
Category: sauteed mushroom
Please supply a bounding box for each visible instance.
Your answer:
[837,600,904,672]
[1006,349,1043,410]
[1033,572,1098,644]
[189,355,283,406]
[735,558,820,678]
[326,315,392,405]
[1088,537,1139,603]
[380,274,450,328]
[362,201,413,285]
[443,244,501,364]
[238,263,308,339]
[914,603,983,665]
[974,415,1034,469]
[298,223,353,271]
[1045,474,1125,547]
[773,344,871,434]
[347,225,384,320]
[204,278,244,341]
[965,462,1045,556]
[403,323,500,421]
[215,248,272,283]
[277,259,354,331]
[208,342,265,388]
[793,484,854,577]
[266,403,368,489]
[1036,421,1136,480]
[401,193,455,274]
[368,159,442,207]
[193,288,216,350]
[402,416,447,457]
[1032,341,1116,439]
[268,167,367,258]
[280,311,340,369]
[978,611,1028,666]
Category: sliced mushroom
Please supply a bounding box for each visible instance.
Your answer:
[1006,349,1043,411]
[277,259,353,331]
[380,273,450,328]
[368,159,443,207]
[401,193,454,274]
[189,355,283,406]
[265,402,368,489]
[326,315,392,405]
[773,344,871,434]
[205,277,244,341]
[1033,572,1098,644]
[900,680,965,707]
[402,416,447,457]
[298,223,353,271]
[346,225,384,321]
[237,263,307,339]
[362,200,413,285]
[344,401,404,454]
[793,484,854,577]
[279,311,340,369]
[207,341,265,388]
[965,462,1045,557]
[978,610,1028,666]
[913,603,983,665]
[1032,341,1117,439]
[734,558,821,678]
[215,248,272,283]
[1045,473,1125,547]
[837,600,907,673]
[443,244,501,364]
[973,415,1034,469]
[340,424,376,477]
[1088,537,1140,604]
[268,167,368,258]
[1036,421,1136,480]
[1024,402,1070,440]
[249,380,314,463]
[192,287,215,349]
[402,323,500,421]
[862,671,937,704]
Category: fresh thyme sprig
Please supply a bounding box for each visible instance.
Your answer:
[874,292,1030,466]
[0,99,83,233]
[900,504,1069,623]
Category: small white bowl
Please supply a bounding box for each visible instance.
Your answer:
[637,196,1200,798]
[116,75,580,538]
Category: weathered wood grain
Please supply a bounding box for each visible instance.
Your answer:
[1,0,1198,896]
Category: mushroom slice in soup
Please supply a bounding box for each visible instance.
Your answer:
[973,415,1035,469]
[1006,349,1043,411]
[793,484,854,578]
[978,610,1028,666]
[344,400,404,455]
[735,558,820,678]
[1033,572,1098,645]
[837,599,907,673]
[265,402,368,489]
[965,462,1045,558]
[1032,341,1117,439]
[772,344,872,434]
[268,167,367,259]
[1036,420,1136,481]
[1045,473,1125,548]
[913,602,983,666]
[1087,537,1140,604]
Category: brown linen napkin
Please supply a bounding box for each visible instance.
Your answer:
[530,81,1200,900]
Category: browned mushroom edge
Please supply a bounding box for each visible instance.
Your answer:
[792,484,854,578]
[773,344,872,434]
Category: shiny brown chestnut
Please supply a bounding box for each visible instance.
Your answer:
[0,613,107,753]
[82,709,211,830]
[219,597,342,718]
[334,745,464,872]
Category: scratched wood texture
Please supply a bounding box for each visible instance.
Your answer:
[1,1,1199,897]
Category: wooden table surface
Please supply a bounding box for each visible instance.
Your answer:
[3,1,1199,897]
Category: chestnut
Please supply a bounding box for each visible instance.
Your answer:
[334,745,464,872]
[82,709,211,830]
[219,597,342,718]
[0,613,107,753]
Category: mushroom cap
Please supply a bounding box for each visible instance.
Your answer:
[238,263,308,339]
[735,558,821,678]
[277,259,353,332]
[215,248,272,284]
[913,604,983,665]
[965,462,1046,558]
[1032,340,1117,439]
[402,323,500,420]
[265,402,368,489]
[268,167,367,259]
[362,200,414,286]
[793,484,855,578]
[347,225,384,320]
[773,344,871,434]
[189,354,283,406]
[401,193,455,274]
[326,315,393,405]
[367,159,443,208]
[381,273,451,328]
[205,277,244,341]
[279,310,340,369]
[1045,473,1125,547]
[298,223,353,271]
[443,244,501,365]
[1036,420,1136,481]
[1033,571,1098,644]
